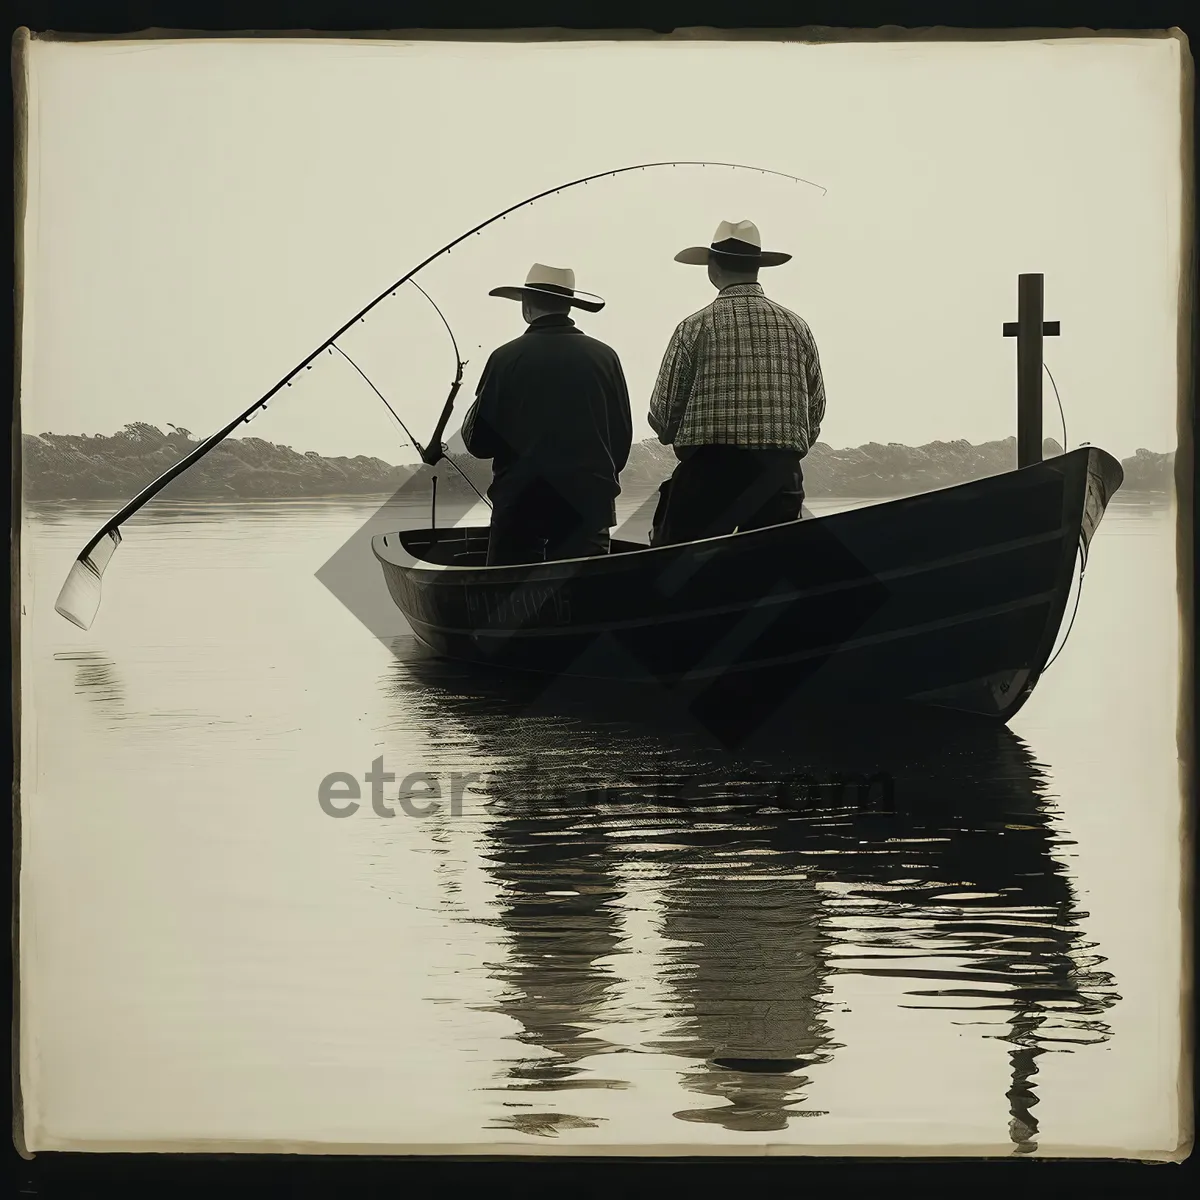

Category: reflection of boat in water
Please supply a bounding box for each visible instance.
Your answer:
[383,661,1120,1149]
[373,446,1123,723]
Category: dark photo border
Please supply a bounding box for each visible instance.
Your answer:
[6,2,1196,1195]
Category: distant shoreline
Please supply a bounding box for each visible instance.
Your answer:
[21,425,1176,503]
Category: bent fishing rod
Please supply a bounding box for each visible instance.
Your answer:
[329,282,492,510]
[54,160,826,630]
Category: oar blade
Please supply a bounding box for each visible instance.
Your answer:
[55,529,122,630]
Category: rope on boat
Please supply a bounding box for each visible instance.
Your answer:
[1036,360,1081,669]
[1044,361,1068,452]
[1043,533,1088,671]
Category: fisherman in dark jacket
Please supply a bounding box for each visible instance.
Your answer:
[462,264,633,566]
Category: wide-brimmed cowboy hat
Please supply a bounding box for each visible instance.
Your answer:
[674,220,792,268]
[489,263,605,312]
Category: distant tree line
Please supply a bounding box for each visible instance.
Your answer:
[21,423,1176,502]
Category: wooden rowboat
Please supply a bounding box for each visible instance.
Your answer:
[371,444,1123,723]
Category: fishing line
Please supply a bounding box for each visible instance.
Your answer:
[330,342,424,453]
[57,159,821,629]
[334,281,485,505]
[408,277,465,372]
[329,341,491,510]
[68,160,818,553]
[1044,361,1067,452]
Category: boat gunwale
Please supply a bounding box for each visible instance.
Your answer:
[372,447,1115,578]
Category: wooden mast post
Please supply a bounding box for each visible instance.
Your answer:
[1003,273,1060,468]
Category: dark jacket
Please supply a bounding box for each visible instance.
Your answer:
[461,314,633,527]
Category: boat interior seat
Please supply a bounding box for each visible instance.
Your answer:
[398,530,647,567]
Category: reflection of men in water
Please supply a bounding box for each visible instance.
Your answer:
[398,662,1119,1148]
[650,859,835,1131]
[462,264,633,567]
[648,220,826,546]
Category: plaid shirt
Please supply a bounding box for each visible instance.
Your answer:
[648,282,826,452]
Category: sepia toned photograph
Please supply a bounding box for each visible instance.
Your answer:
[12,26,1193,1161]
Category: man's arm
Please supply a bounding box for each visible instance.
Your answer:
[805,332,826,445]
[460,352,502,459]
[609,354,634,474]
[648,324,694,445]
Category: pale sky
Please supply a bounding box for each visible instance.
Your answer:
[20,34,1184,462]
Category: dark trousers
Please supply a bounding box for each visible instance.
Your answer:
[650,445,805,547]
[487,489,612,566]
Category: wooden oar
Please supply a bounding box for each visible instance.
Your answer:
[53,160,825,629]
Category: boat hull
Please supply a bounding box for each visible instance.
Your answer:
[371,447,1123,722]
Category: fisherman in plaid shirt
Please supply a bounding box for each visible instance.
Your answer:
[648,220,825,546]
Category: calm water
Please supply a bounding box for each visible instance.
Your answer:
[17,486,1184,1156]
